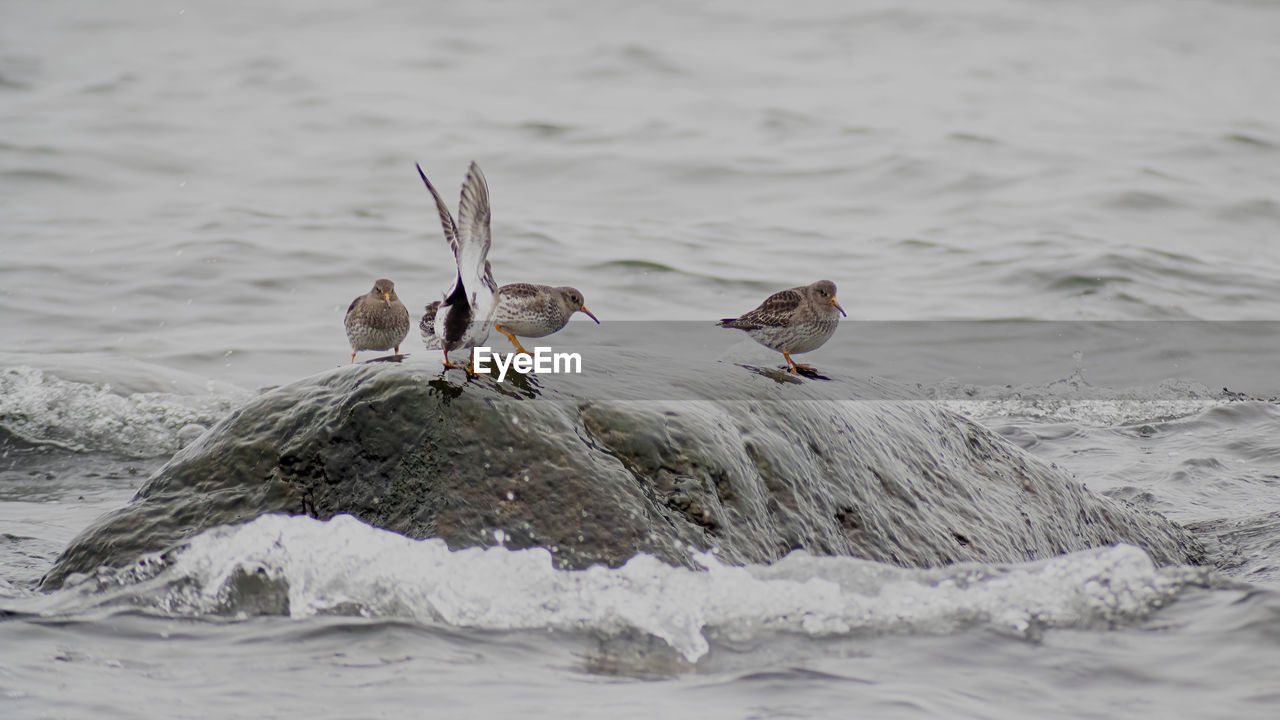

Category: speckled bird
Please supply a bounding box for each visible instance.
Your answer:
[717,279,846,373]
[415,162,498,370]
[422,283,600,355]
[344,278,410,363]
[491,284,599,354]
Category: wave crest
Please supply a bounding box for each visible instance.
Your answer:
[0,366,247,457]
[45,514,1210,663]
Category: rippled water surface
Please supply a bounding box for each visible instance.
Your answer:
[3,0,1280,717]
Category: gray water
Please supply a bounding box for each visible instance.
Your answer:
[4,0,1280,717]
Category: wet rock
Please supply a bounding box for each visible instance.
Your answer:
[41,350,1203,589]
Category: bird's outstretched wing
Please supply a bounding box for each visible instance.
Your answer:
[717,288,804,330]
[456,162,497,294]
[416,163,460,260]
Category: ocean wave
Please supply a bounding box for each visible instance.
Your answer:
[0,366,248,458]
[40,514,1211,664]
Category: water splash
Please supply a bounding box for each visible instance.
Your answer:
[37,514,1211,663]
[0,366,248,458]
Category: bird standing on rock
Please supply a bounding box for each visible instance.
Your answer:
[416,161,498,371]
[717,279,846,373]
[490,284,600,354]
[422,283,599,356]
[344,278,410,363]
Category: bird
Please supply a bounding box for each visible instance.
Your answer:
[716,280,846,373]
[421,284,598,356]
[344,278,410,363]
[490,284,601,354]
[415,162,498,371]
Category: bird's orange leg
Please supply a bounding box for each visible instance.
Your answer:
[442,348,478,376]
[350,351,357,364]
[783,351,815,373]
[495,324,531,355]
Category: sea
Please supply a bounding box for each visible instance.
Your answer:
[3,0,1280,717]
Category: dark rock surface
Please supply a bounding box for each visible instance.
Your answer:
[42,343,1204,589]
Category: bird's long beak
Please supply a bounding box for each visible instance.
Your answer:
[831,297,847,317]
[580,306,601,324]
[383,292,392,307]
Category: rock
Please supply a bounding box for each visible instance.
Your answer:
[41,344,1204,589]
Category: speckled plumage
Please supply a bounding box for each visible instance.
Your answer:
[717,279,846,372]
[422,284,599,354]
[415,162,498,368]
[492,284,599,353]
[344,278,410,363]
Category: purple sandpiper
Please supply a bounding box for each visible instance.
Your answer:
[491,284,599,354]
[422,284,599,355]
[717,280,846,373]
[344,278,410,363]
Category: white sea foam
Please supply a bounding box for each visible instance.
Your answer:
[0,366,249,458]
[55,514,1209,663]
